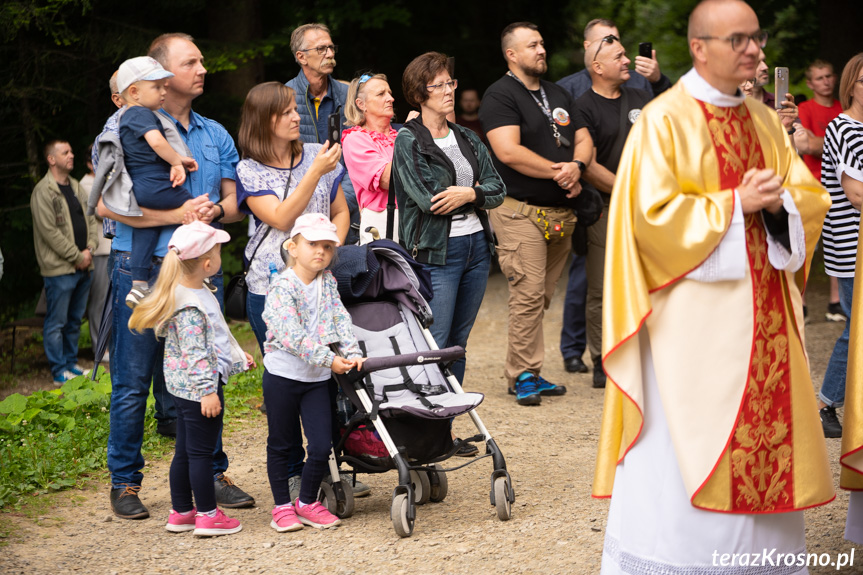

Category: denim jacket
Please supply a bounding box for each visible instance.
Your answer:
[157,285,247,401]
[262,269,362,368]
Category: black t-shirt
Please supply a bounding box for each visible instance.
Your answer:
[58,183,87,251]
[574,87,652,175]
[480,75,585,207]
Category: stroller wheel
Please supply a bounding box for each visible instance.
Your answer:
[391,492,414,537]
[409,470,431,505]
[428,464,448,503]
[318,477,355,518]
[493,475,513,521]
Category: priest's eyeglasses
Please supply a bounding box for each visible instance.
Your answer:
[592,35,620,62]
[697,31,768,53]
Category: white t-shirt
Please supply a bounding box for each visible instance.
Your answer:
[433,129,483,237]
[191,288,232,384]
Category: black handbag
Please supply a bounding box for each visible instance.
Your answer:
[224,154,293,321]
[224,226,272,321]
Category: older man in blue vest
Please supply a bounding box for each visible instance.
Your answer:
[285,23,359,245]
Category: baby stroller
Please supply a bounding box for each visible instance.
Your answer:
[320,239,514,537]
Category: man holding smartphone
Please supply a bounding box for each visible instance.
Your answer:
[595,0,833,571]
[555,18,672,382]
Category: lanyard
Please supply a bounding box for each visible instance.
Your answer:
[507,71,570,148]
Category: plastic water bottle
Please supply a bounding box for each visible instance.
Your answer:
[268,262,279,284]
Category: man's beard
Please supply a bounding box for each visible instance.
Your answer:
[523,59,547,78]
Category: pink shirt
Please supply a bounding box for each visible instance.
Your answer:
[341,125,398,212]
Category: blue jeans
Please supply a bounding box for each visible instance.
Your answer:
[819,276,855,407]
[43,270,92,379]
[560,254,587,361]
[107,251,228,487]
[424,231,491,385]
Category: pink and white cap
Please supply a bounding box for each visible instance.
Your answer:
[168,221,230,260]
[289,213,341,246]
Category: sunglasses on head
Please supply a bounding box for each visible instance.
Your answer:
[593,35,620,62]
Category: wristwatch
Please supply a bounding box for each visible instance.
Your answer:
[573,160,586,174]
[213,203,225,222]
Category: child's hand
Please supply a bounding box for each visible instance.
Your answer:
[331,356,355,374]
[244,352,257,370]
[170,164,187,187]
[353,357,365,371]
[201,392,222,418]
[181,156,199,173]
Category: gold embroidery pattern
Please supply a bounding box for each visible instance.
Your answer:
[730,217,794,512]
[703,104,763,183]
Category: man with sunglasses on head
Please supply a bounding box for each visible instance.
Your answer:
[594,1,833,571]
[555,19,671,386]
[286,23,359,245]
[480,22,593,407]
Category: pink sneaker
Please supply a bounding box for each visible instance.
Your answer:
[193,508,242,537]
[294,498,341,529]
[271,504,303,532]
[165,508,196,532]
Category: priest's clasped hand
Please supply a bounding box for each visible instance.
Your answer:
[738,167,784,215]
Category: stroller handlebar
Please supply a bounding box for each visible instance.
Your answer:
[355,346,465,376]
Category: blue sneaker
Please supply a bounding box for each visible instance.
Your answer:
[68,364,88,376]
[514,373,542,406]
[535,375,567,396]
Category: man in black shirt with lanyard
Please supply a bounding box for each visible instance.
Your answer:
[480,22,593,407]
[574,34,652,389]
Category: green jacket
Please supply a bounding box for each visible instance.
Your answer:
[392,117,506,265]
[31,170,99,277]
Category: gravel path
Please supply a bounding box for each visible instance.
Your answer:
[1,269,856,574]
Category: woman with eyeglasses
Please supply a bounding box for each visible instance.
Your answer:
[392,52,506,455]
[341,73,418,244]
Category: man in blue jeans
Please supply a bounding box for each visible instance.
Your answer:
[97,33,253,519]
[32,140,99,384]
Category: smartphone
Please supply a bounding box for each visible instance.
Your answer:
[327,112,341,144]
[774,67,789,110]
[639,42,652,59]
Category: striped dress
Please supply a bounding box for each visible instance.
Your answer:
[822,113,863,278]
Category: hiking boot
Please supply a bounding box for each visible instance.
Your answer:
[165,508,196,532]
[593,357,607,389]
[826,302,847,322]
[193,509,242,537]
[820,406,842,438]
[335,472,371,498]
[271,504,303,532]
[564,356,589,373]
[110,484,150,519]
[294,499,341,529]
[536,375,567,396]
[514,372,542,406]
[213,473,255,508]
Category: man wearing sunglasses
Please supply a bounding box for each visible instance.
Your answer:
[286,23,359,246]
[555,19,672,386]
[594,0,833,571]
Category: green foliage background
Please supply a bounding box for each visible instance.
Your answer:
[0,0,855,322]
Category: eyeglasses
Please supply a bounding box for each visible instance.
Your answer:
[300,44,338,56]
[697,31,768,53]
[592,35,619,62]
[427,79,458,93]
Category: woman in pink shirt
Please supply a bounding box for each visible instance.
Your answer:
[341,73,417,244]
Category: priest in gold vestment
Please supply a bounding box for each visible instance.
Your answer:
[594,1,833,572]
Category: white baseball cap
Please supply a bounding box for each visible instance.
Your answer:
[289,213,341,245]
[117,56,174,94]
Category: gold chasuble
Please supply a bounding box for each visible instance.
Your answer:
[593,80,834,513]
[841,247,863,491]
